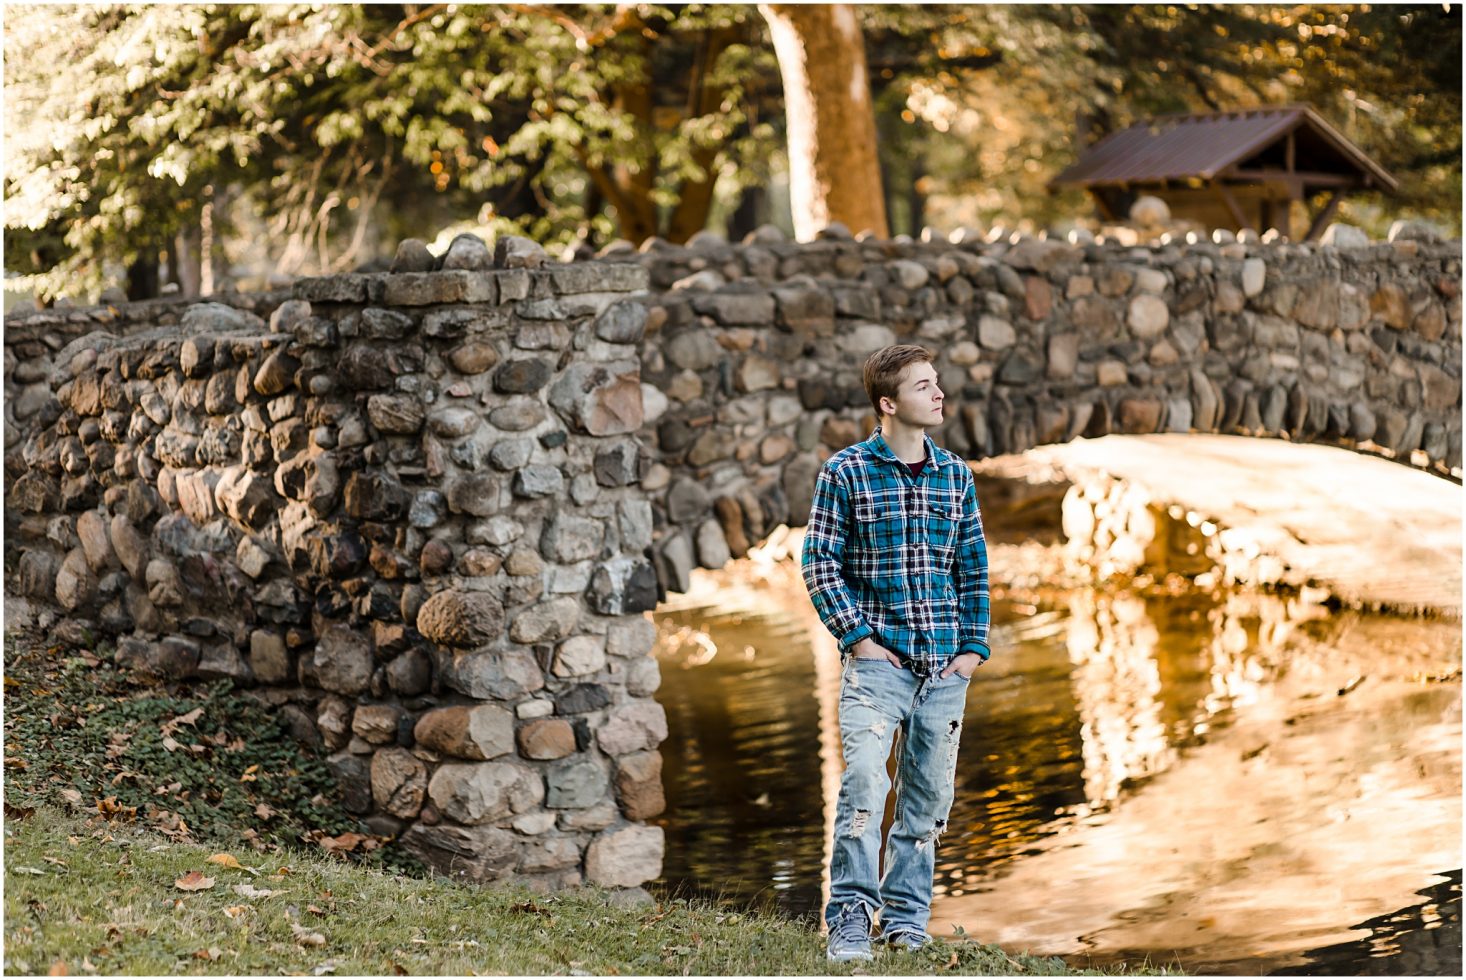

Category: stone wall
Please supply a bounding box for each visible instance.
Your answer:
[4,228,1461,890]
[5,251,667,891]
[602,229,1461,597]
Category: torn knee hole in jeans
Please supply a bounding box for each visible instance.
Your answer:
[847,809,871,837]
[915,819,947,853]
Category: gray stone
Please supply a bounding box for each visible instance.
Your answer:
[541,511,603,563]
[442,233,493,271]
[1241,258,1266,297]
[442,649,545,700]
[553,635,607,678]
[1127,294,1170,338]
[545,758,609,809]
[398,822,520,882]
[510,596,582,644]
[306,625,374,695]
[585,825,664,888]
[667,477,711,524]
[367,394,426,434]
[596,700,668,756]
[977,316,1016,350]
[664,330,722,371]
[391,238,437,273]
[495,235,547,269]
[512,465,565,498]
[595,301,648,343]
[428,761,543,824]
[383,271,495,306]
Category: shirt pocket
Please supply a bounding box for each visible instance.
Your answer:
[926,492,963,561]
[854,498,903,549]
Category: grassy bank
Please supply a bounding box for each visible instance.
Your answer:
[4,807,1180,977]
[4,627,1178,976]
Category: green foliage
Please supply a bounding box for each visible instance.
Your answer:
[3,630,422,876]
[4,4,1458,301]
[894,4,1462,237]
[3,3,780,299]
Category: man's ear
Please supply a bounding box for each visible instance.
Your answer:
[878,395,895,416]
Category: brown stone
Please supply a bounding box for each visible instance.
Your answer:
[518,718,577,760]
[1370,283,1410,329]
[1118,398,1163,434]
[414,704,516,760]
[371,747,428,819]
[615,750,666,819]
[820,417,860,450]
[713,496,749,559]
[417,589,505,648]
[1023,276,1053,320]
[353,704,403,744]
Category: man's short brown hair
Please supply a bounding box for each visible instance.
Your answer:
[863,344,935,418]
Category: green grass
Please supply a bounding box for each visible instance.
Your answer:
[5,806,1183,976]
[4,627,1182,975]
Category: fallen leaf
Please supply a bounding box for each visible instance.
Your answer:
[48,960,67,976]
[160,707,204,736]
[223,906,248,919]
[41,856,68,867]
[307,904,327,917]
[291,923,326,947]
[161,736,182,753]
[208,853,243,869]
[310,960,338,976]
[173,871,216,892]
[15,866,48,875]
[59,789,83,807]
[233,883,279,899]
[191,948,222,961]
[239,764,260,783]
[254,802,277,820]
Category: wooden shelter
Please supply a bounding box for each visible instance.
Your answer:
[1049,105,1398,240]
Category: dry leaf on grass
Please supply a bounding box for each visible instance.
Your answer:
[173,871,216,891]
[233,883,279,899]
[291,922,327,947]
[47,960,67,976]
[207,853,243,869]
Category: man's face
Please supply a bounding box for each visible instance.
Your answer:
[881,361,944,426]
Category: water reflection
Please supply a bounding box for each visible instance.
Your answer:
[650,541,1462,974]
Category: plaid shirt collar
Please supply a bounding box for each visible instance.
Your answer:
[858,425,953,472]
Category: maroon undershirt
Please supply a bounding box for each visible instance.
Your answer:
[906,457,927,479]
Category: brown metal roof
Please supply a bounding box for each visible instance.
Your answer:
[1050,104,1397,191]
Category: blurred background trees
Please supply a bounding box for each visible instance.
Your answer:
[4,3,1460,304]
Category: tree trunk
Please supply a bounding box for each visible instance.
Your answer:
[758,4,888,240]
[173,224,203,298]
[125,252,160,301]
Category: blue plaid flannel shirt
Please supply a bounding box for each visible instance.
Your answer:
[801,425,991,676]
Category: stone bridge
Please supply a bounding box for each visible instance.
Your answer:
[4,228,1460,891]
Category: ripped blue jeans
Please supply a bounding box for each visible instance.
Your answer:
[825,654,969,938]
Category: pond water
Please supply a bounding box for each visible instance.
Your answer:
[648,552,1462,976]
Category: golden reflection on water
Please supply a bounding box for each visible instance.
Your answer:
[650,532,1462,973]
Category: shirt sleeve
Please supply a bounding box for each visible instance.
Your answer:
[952,470,992,660]
[800,462,873,651]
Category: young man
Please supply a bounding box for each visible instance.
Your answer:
[800,344,991,961]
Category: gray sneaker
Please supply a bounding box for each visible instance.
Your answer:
[883,928,932,951]
[826,905,874,962]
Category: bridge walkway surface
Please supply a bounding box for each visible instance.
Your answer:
[1016,434,1462,617]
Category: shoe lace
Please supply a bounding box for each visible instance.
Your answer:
[832,907,871,946]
